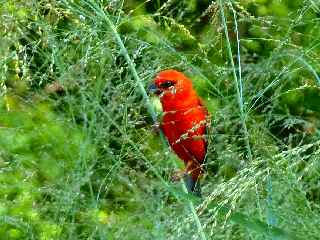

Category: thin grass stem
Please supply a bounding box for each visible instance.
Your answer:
[219,0,252,161]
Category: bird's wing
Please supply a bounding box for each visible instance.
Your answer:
[162,106,207,163]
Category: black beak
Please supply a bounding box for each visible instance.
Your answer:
[148,83,161,95]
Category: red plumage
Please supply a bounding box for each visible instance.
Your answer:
[151,70,208,193]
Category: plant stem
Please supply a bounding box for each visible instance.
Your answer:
[219,0,252,161]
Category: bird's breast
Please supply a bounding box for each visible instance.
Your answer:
[161,105,207,146]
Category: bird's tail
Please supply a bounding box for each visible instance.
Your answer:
[183,173,201,197]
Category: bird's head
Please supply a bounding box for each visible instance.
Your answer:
[148,70,193,99]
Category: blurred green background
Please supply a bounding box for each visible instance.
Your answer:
[1,0,320,239]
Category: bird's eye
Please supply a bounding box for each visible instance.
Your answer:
[160,81,175,88]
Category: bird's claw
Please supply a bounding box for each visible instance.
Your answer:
[151,122,160,133]
[171,170,185,182]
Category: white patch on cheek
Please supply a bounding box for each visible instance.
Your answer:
[169,86,177,95]
[159,86,177,99]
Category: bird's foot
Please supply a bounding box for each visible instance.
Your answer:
[171,169,185,182]
[151,122,160,134]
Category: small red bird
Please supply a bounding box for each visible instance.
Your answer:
[149,70,208,195]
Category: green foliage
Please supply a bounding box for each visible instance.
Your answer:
[0,95,97,239]
[1,0,320,239]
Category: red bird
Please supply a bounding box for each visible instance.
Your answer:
[149,70,208,195]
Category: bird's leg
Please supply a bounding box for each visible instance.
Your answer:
[151,122,160,134]
[171,161,193,182]
[171,169,185,182]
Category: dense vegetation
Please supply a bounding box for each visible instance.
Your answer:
[1,0,320,239]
